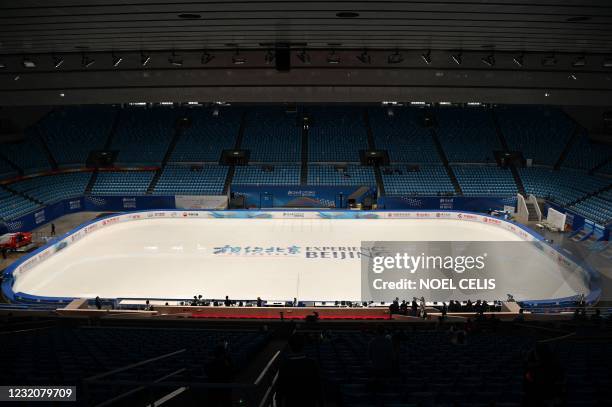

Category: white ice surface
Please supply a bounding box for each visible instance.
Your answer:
[13,218,588,302]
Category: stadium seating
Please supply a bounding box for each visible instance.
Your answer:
[0,188,40,220]
[91,171,154,195]
[241,107,301,162]
[0,325,268,390]
[569,189,612,225]
[0,129,50,174]
[232,165,300,185]
[9,172,91,205]
[563,129,612,172]
[369,107,441,163]
[170,107,241,162]
[308,164,376,186]
[452,165,517,196]
[38,106,116,167]
[308,107,368,162]
[0,158,17,180]
[519,167,609,206]
[112,107,182,165]
[154,164,227,195]
[495,106,575,166]
[382,165,455,196]
[305,329,535,407]
[435,107,500,163]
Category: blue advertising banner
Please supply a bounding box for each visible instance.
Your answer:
[231,185,377,208]
[379,196,517,212]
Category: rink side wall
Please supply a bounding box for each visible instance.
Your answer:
[1,210,601,307]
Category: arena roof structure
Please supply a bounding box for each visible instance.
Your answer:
[1,0,612,105]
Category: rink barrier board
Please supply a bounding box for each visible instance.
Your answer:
[1,210,601,307]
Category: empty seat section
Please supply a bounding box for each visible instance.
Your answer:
[241,107,301,162]
[0,188,40,220]
[0,158,17,180]
[0,130,50,174]
[154,164,228,195]
[308,107,367,162]
[38,106,116,167]
[91,171,154,195]
[382,165,455,195]
[563,129,612,172]
[435,107,500,163]
[569,190,612,225]
[9,172,92,204]
[369,107,440,163]
[112,107,181,165]
[496,106,574,166]
[170,107,241,162]
[308,165,375,186]
[519,167,609,205]
[232,165,300,185]
[453,165,517,196]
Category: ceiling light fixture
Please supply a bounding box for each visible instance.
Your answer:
[357,50,371,64]
[451,52,462,65]
[81,54,95,68]
[201,51,214,64]
[140,52,151,67]
[112,53,123,67]
[481,54,495,67]
[388,50,404,64]
[168,51,183,67]
[22,58,36,68]
[513,53,524,67]
[53,55,64,68]
[232,50,246,65]
[421,50,432,65]
[327,50,340,64]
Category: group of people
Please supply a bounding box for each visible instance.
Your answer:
[388,297,428,318]
[389,297,502,318]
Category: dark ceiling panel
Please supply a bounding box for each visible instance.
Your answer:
[1,0,611,54]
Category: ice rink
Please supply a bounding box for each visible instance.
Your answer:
[13,217,590,302]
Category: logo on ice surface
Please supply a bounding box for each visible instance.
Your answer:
[213,245,301,256]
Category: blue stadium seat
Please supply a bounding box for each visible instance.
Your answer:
[369,107,440,163]
[496,106,575,166]
[308,107,368,162]
[382,165,455,196]
[435,107,500,163]
[232,165,300,185]
[154,164,228,195]
[170,107,242,162]
[308,165,375,186]
[9,172,92,205]
[241,107,301,162]
[38,106,117,167]
[91,171,154,195]
[452,165,517,196]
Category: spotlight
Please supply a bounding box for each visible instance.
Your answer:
[232,50,246,65]
[168,52,183,66]
[387,50,404,64]
[201,51,214,64]
[297,49,311,64]
[53,55,64,68]
[264,50,275,64]
[542,55,557,66]
[421,50,432,65]
[81,54,95,68]
[603,58,612,68]
[481,54,495,66]
[140,52,151,66]
[0,62,5,69]
[451,52,462,65]
[357,50,371,64]
[327,50,340,64]
[513,53,524,67]
[572,55,586,67]
[22,58,36,68]
[568,73,577,80]
[112,53,123,67]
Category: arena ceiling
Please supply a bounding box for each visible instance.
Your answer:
[1,0,612,106]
